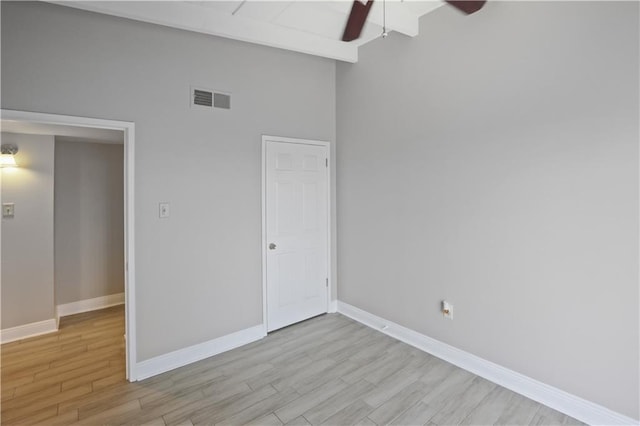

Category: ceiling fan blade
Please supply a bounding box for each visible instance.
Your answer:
[445,0,487,14]
[342,0,374,42]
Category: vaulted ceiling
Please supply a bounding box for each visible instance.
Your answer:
[50,1,446,62]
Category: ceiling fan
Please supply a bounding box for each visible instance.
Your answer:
[342,0,487,42]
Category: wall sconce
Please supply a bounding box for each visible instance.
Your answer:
[1,144,18,168]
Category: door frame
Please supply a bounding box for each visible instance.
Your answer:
[261,135,332,334]
[1,109,137,380]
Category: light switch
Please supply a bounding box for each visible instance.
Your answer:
[2,203,15,218]
[159,202,170,218]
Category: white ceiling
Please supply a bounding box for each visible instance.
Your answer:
[49,1,446,63]
[1,121,124,144]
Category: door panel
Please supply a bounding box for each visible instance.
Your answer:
[265,139,328,332]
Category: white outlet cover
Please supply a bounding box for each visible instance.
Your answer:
[442,300,453,319]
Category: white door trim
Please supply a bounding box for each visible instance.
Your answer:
[261,135,332,335]
[1,109,137,381]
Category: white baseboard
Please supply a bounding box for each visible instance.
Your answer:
[56,292,125,319]
[328,300,338,313]
[134,324,266,381]
[0,318,58,344]
[337,301,637,426]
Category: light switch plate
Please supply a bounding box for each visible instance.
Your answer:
[159,202,170,218]
[3,203,15,218]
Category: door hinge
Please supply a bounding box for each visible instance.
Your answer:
[325,158,328,167]
[326,278,329,287]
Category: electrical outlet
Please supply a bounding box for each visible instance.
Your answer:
[442,300,453,320]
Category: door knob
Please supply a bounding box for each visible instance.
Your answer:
[269,243,276,250]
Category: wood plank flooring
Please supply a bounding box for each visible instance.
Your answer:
[1,306,584,425]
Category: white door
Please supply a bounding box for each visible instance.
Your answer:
[264,137,329,332]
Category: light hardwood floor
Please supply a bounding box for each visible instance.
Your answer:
[1,306,584,425]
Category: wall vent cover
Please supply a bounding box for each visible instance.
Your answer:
[192,88,213,108]
[213,92,231,110]
[191,86,231,110]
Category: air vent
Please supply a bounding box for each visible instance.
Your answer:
[214,93,231,110]
[193,89,212,107]
[190,86,231,110]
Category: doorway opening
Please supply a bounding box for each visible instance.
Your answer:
[1,109,136,380]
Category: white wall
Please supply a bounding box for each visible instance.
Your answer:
[336,1,638,420]
[0,2,336,361]
[54,139,124,305]
[1,133,55,329]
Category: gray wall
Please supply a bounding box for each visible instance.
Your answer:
[1,1,336,360]
[1,133,55,328]
[337,1,638,420]
[54,139,124,305]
